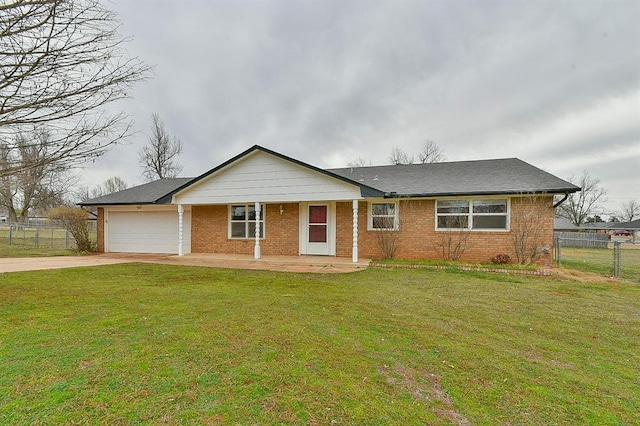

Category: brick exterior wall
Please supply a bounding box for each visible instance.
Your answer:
[191,203,299,255]
[98,196,553,264]
[97,207,104,252]
[336,197,554,265]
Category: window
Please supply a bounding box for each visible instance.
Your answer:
[436,199,508,230]
[436,200,469,229]
[229,204,264,239]
[472,199,508,229]
[368,201,398,230]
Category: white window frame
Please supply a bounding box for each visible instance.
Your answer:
[368,200,399,231]
[228,204,265,239]
[435,198,510,231]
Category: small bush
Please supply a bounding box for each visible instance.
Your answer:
[491,253,511,264]
[48,206,97,252]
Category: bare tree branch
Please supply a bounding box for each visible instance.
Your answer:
[0,0,151,177]
[417,140,445,163]
[88,175,128,198]
[555,171,606,226]
[619,199,640,222]
[388,146,413,165]
[511,196,551,265]
[139,112,183,181]
[347,157,371,167]
[0,128,76,222]
[389,140,445,165]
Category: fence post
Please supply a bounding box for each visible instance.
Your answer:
[613,241,621,278]
[65,230,70,249]
[9,225,12,245]
[555,236,561,265]
[35,227,40,248]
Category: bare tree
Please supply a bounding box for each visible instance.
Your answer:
[0,0,151,177]
[75,176,129,206]
[0,130,74,222]
[555,171,606,226]
[619,200,640,222]
[388,147,413,165]
[417,140,445,163]
[139,113,183,181]
[347,157,372,167]
[434,216,470,261]
[74,186,92,204]
[101,176,129,195]
[511,196,550,265]
[49,206,96,252]
[90,176,128,199]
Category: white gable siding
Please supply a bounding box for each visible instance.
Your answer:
[174,151,362,204]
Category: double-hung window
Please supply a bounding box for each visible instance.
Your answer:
[368,201,399,230]
[471,199,508,229]
[436,199,508,230]
[436,200,469,229]
[229,204,264,239]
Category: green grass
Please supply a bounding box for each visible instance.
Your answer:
[0,225,96,254]
[560,247,640,283]
[0,241,77,258]
[1,264,638,425]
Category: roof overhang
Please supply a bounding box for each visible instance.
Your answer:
[383,188,581,199]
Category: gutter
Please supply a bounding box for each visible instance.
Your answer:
[382,189,579,200]
[553,192,570,209]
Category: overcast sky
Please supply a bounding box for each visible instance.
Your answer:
[85,0,639,215]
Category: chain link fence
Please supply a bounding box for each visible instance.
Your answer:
[554,235,640,282]
[0,221,96,250]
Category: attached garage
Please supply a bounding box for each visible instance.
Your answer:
[105,208,191,254]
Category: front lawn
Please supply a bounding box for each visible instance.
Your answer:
[0,240,78,258]
[1,265,638,424]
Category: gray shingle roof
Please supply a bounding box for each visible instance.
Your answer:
[80,178,193,206]
[602,219,640,230]
[79,150,580,206]
[328,158,579,197]
[574,219,640,230]
[554,218,580,230]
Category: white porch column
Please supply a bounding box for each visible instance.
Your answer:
[254,202,261,259]
[177,204,184,257]
[352,199,359,263]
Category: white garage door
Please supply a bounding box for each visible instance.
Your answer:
[107,210,188,254]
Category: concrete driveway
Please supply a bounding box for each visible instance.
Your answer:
[0,253,369,274]
[0,255,136,274]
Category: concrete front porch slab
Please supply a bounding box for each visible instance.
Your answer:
[0,253,370,274]
[149,253,371,273]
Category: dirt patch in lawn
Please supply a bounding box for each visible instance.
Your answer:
[379,365,470,426]
[551,267,622,284]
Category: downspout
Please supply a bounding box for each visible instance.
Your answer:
[553,192,570,209]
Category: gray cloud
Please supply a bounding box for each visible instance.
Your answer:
[85,0,639,215]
